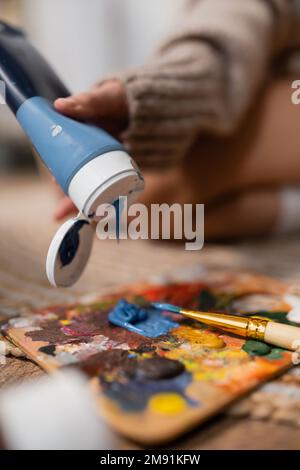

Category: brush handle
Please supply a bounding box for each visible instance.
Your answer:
[264,321,300,350]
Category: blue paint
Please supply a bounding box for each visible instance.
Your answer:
[59,220,89,266]
[110,299,148,323]
[101,371,198,412]
[108,299,179,338]
[152,303,181,314]
[113,198,125,242]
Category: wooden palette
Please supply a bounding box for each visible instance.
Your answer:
[2,271,297,445]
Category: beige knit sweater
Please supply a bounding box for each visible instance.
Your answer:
[120,0,300,168]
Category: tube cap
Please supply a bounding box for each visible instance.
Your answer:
[46,215,94,288]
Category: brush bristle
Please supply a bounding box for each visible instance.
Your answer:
[151,302,181,314]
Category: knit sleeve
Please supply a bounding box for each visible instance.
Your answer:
[120,0,290,168]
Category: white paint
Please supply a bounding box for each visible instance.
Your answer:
[285,294,300,324]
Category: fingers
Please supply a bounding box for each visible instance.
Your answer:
[55,92,101,120]
[54,80,128,123]
[54,197,77,222]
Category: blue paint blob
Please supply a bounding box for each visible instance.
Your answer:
[101,371,198,412]
[59,220,89,267]
[110,299,148,323]
[108,299,179,338]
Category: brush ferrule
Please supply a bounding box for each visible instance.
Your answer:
[246,317,269,341]
[180,310,270,340]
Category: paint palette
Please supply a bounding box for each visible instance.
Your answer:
[2,272,298,445]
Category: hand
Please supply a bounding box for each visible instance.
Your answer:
[53,79,129,221]
[54,78,129,137]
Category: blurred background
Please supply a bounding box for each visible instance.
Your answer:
[0,0,184,173]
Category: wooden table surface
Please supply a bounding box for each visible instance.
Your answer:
[1,175,300,449]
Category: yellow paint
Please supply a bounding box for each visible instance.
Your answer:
[160,346,248,383]
[172,325,225,349]
[148,393,187,415]
[210,348,248,361]
[194,367,227,382]
[60,319,71,326]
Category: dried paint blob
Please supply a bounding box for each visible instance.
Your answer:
[78,349,130,377]
[148,393,187,415]
[38,345,56,356]
[125,357,185,381]
[242,340,271,356]
[108,300,178,338]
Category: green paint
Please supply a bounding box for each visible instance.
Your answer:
[243,340,285,359]
[216,294,236,310]
[75,304,87,313]
[198,290,216,310]
[90,300,114,311]
[265,348,285,360]
[242,340,271,356]
[198,290,235,311]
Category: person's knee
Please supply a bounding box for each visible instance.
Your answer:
[205,190,279,241]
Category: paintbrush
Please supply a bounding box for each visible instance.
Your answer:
[152,303,300,351]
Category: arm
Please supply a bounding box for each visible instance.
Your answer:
[55,0,292,170]
[121,0,291,167]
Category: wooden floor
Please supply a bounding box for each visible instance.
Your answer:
[1,175,300,449]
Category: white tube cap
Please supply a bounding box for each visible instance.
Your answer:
[68,150,144,218]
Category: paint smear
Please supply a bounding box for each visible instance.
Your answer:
[172,325,225,349]
[113,198,125,242]
[108,299,179,338]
